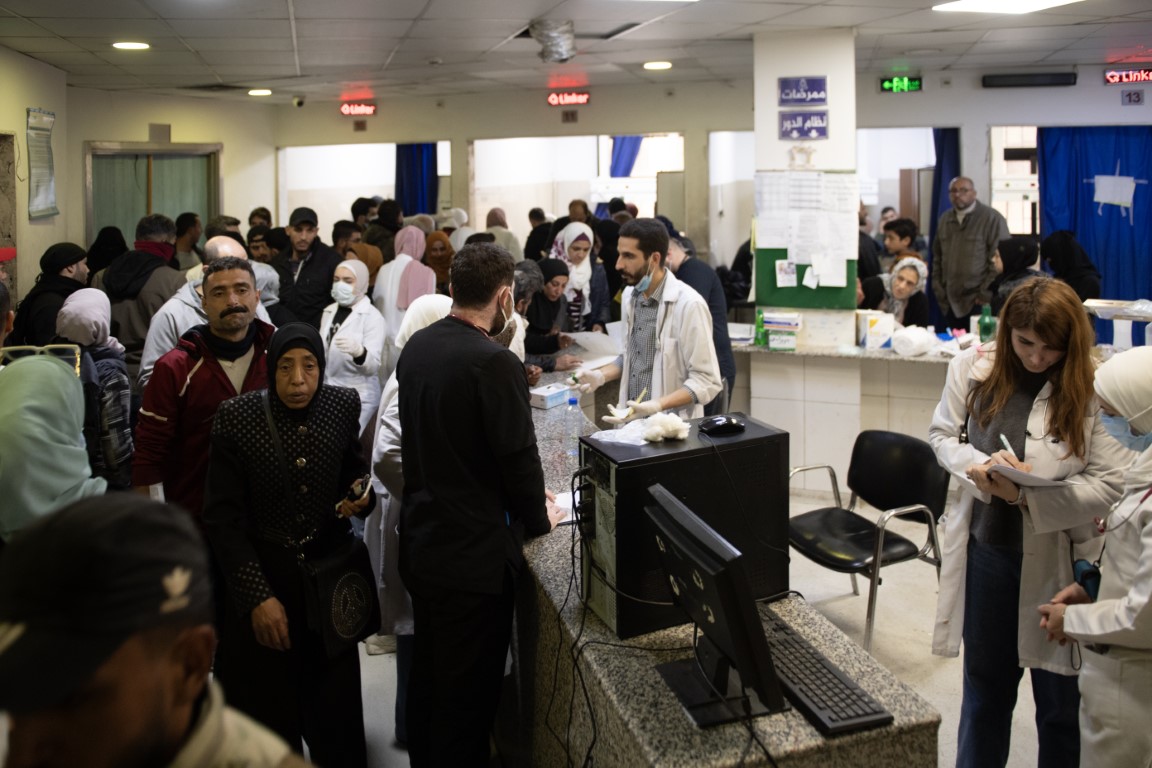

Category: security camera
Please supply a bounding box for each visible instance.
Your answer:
[292,96,305,108]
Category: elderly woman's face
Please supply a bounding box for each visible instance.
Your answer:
[891,267,920,301]
[276,348,320,409]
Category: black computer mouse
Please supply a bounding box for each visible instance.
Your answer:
[698,415,746,436]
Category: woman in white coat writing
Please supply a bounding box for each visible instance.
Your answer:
[928,277,1128,768]
[319,259,386,435]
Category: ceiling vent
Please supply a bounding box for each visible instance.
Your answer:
[529,19,577,63]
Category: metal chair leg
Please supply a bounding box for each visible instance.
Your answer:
[863,567,882,653]
[849,572,860,596]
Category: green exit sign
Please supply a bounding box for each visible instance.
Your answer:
[881,76,923,93]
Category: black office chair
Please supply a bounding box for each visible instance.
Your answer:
[788,430,949,652]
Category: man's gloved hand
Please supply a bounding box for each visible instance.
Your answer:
[334,337,364,358]
[601,399,661,425]
[572,368,605,394]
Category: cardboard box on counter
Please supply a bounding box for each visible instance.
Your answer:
[530,381,573,409]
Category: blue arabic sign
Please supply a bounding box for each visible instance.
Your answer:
[779,110,828,140]
[778,76,827,106]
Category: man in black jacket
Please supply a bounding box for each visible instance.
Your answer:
[271,207,341,329]
[396,242,564,767]
[9,243,89,346]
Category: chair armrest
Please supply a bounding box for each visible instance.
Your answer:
[789,464,841,509]
[875,504,939,563]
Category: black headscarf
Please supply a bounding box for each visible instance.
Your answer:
[997,236,1040,278]
[526,259,570,336]
[266,323,326,410]
[1041,230,1101,302]
[85,228,128,279]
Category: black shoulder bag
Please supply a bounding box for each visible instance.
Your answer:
[262,391,380,658]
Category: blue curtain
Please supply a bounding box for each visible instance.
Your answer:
[926,128,961,329]
[1038,126,1152,344]
[395,143,438,216]
[594,135,645,219]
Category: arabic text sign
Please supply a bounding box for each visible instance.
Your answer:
[779,110,828,141]
[778,76,827,106]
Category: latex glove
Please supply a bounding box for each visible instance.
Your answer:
[602,399,661,425]
[334,337,364,358]
[572,368,605,394]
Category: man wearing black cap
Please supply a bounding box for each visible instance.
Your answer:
[8,242,89,346]
[270,207,341,329]
[0,494,309,768]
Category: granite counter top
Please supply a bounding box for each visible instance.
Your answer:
[510,526,940,767]
[734,343,952,365]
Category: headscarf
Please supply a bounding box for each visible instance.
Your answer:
[335,259,370,302]
[527,259,569,333]
[395,294,454,350]
[0,356,108,540]
[997,237,1040,278]
[1042,230,1100,282]
[345,242,384,286]
[55,288,123,352]
[86,227,128,277]
[486,207,509,229]
[879,256,927,322]
[1094,347,1152,437]
[394,226,426,261]
[539,258,569,284]
[551,222,594,293]
[424,231,455,285]
[266,323,325,409]
[449,226,476,252]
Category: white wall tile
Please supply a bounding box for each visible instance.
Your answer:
[750,354,805,400]
[860,359,889,397]
[888,361,948,401]
[861,394,889,432]
[803,402,860,491]
[803,358,860,405]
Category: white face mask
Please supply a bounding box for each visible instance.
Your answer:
[330,281,356,307]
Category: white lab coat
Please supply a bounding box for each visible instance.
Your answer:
[318,296,385,434]
[619,270,722,421]
[1064,446,1152,765]
[928,343,1128,674]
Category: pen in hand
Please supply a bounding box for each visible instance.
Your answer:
[999,433,1020,461]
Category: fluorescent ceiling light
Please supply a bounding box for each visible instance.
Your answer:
[933,0,1085,13]
[248,89,272,96]
[112,41,149,50]
[644,61,673,70]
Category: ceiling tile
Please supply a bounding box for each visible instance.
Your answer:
[766,5,909,25]
[618,22,747,41]
[180,37,289,52]
[294,20,414,39]
[407,19,530,38]
[165,19,292,38]
[291,0,429,19]
[143,0,289,19]
[0,0,153,17]
[423,0,558,20]
[0,18,59,36]
[30,18,175,37]
[199,51,299,66]
[0,36,82,52]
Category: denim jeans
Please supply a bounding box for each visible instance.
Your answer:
[957,538,1080,768]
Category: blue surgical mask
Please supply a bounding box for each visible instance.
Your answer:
[330,281,355,307]
[635,256,655,294]
[1101,413,1152,453]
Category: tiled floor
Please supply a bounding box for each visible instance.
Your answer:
[357,490,1043,767]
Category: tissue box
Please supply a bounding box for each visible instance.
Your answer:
[857,310,895,349]
[530,382,572,409]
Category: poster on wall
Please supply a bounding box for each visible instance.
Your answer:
[26,108,58,219]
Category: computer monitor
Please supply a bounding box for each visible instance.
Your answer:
[644,483,788,728]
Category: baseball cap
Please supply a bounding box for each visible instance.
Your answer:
[288,207,318,227]
[0,495,214,712]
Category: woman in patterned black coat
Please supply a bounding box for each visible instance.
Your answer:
[204,322,374,767]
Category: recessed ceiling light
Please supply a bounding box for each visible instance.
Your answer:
[933,0,1084,13]
[644,61,673,71]
[112,41,149,50]
[248,89,272,96]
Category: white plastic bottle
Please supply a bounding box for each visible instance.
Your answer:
[566,396,581,457]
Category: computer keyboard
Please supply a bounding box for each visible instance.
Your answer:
[762,609,894,736]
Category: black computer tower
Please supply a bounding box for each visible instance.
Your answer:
[579,414,789,639]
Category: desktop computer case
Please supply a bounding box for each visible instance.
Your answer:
[579,415,790,639]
